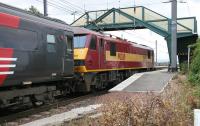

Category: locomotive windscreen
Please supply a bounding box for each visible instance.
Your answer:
[73,35,87,48]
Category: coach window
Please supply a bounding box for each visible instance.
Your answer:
[0,27,38,50]
[47,34,56,43]
[110,42,116,56]
[47,34,56,52]
[89,35,96,50]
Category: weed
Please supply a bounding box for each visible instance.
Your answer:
[67,75,199,126]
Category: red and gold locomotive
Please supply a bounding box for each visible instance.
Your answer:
[73,28,154,91]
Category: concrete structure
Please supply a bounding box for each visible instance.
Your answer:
[194,109,200,126]
[109,69,175,93]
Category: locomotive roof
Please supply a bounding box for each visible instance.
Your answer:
[73,27,153,51]
[0,2,72,32]
[73,27,103,36]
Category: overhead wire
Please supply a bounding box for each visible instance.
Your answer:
[55,0,80,11]
[186,0,191,16]
[62,0,86,12]
[34,0,86,23]
[57,0,85,14]
[48,0,84,15]
[52,0,84,15]
[105,30,169,59]
[50,0,87,22]
[123,30,168,52]
[34,0,73,14]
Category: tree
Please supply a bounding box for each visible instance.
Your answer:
[26,6,43,17]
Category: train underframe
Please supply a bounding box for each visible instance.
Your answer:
[0,80,75,108]
[76,68,150,92]
[0,68,151,108]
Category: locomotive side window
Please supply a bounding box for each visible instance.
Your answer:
[0,27,38,50]
[47,34,56,53]
[148,50,151,59]
[100,39,104,49]
[110,42,116,56]
[89,35,96,50]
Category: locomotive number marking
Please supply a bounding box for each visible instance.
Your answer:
[118,53,125,60]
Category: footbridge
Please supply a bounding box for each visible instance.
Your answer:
[71,6,198,65]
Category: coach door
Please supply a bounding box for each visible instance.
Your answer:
[99,38,105,69]
[63,32,74,76]
[46,31,60,76]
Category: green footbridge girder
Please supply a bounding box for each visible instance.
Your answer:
[71,6,198,64]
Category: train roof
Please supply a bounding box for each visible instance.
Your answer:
[73,27,153,51]
[0,2,72,32]
[73,27,103,36]
[131,43,153,50]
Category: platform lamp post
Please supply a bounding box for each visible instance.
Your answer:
[43,0,48,16]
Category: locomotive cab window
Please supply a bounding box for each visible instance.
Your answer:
[47,34,56,53]
[110,42,116,56]
[89,35,96,50]
[73,35,87,48]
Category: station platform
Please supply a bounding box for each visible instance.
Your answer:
[109,69,175,93]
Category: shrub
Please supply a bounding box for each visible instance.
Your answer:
[180,62,188,74]
[99,77,193,126]
[188,39,200,85]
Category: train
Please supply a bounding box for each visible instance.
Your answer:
[0,3,154,108]
[73,27,154,92]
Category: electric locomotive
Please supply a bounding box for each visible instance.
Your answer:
[73,27,154,92]
[0,3,74,108]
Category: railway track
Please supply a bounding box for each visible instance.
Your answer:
[0,69,165,125]
[0,91,108,125]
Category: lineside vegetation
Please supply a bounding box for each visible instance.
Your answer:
[189,38,200,83]
[188,38,200,98]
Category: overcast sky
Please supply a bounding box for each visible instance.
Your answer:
[0,0,199,62]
